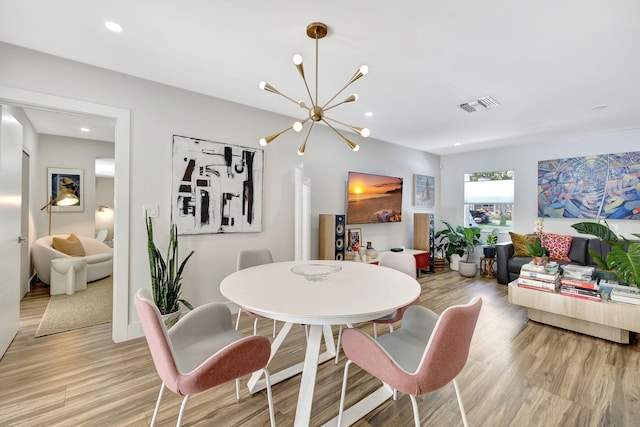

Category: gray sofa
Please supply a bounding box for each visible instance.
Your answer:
[495,236,610,284]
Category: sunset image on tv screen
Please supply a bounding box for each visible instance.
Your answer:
[347,171,403,224]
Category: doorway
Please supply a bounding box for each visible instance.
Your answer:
[0,85,131,343]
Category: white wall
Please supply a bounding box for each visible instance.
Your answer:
[37,134,114,238]
[440,128,640,241]
[0,42,440,333]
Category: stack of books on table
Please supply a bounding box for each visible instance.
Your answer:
[559,265,601,302]
[610,286,640,305]
[517,262,560,292]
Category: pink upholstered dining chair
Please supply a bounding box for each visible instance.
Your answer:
[135,289,276,427]
[372,252,421,336]
[335,251,420,363]
[235,248,278,337]
[338,297,482,427]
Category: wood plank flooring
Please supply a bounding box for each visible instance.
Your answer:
[1,270,638,426]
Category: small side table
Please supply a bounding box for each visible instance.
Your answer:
[480,257,496,278]
[50,257,88,295]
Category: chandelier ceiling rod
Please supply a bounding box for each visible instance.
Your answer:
[259,22,370,156]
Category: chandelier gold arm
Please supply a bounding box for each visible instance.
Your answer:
[323,116,371,137]
[324,94,358,113]
[260,125,294,146]
[293,56,314,107]
[322,119,359,151]
[297,122,315,156]
[321,66,368,110]
[259,81,301,106]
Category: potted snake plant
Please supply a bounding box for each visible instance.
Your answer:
[146,215,195,327]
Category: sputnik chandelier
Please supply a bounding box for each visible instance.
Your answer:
[259,22,370,155]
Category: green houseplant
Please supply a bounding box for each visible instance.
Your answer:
[458,225,482,277]
[483,228,498,259]
[571,221,640,288]
[435,221,481,276]
[146,215,195,322]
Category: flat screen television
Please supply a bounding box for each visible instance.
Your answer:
[346,171,403,224]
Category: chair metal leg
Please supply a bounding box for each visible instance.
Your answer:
[335,325,343,364]
[272,319,277,338]
[235,378,240,400]
[409,395,420,427]
[262,368,276,427]
[150,382,166,427]
[337,360,353,427]
[235,310,242,330]
[453,378,469,427]
[176,394,190,427]
[373,323,378,338]
[253,317,259,335]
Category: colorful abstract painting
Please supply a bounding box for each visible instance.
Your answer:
[538,151,640,220]
[171,135,263,234]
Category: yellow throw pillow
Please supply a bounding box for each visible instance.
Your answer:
[509,232,537,257]
[52,234,86,257]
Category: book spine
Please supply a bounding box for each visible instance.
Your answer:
[518,277,558,290]
[520,270,558,282]
[560,278,598,290]
[560,291,601,302]
[517,283,555,293]
[610,295,640,305]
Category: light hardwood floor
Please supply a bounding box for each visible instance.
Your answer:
[1,270,638,426]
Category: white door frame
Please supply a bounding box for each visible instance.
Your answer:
[0,85,131,343]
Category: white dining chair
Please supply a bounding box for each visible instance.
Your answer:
[235,248,277,337]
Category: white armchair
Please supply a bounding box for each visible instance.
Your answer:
[32,235,113,285]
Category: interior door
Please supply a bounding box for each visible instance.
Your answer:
[21,151,30,297]
[0,105,23,358]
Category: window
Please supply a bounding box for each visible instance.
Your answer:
[464,170,514,230]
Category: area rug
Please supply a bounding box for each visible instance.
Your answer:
[35,276,113,337]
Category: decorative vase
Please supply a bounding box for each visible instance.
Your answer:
[458,261,477,277]
[449,254,461,271]
[161,310,182,329]
[532,256,549,266]
[365,241,378,260]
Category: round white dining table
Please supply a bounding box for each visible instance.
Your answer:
[220,260,421,427]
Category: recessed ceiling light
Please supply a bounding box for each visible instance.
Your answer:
[591,104,607,110]
[80,127,90,132]
[105,21,123,33]
[454,142,462,146]
[364,112,373,117]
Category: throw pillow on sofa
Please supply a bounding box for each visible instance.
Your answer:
[508,232,537,257]
[52,233,86,257]
[541,233,572,262]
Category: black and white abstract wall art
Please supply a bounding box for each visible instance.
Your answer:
[171,135,263,234]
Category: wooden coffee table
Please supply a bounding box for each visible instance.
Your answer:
[508,280,640,343]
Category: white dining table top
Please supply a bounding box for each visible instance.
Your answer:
[220,260,421,325]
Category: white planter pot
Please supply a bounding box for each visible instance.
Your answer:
[161,309,182,329]
[458,261,477,277]
[449,254,461,271]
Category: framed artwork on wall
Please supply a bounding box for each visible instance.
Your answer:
[538,151,640,220]
[47,167,83,212]
[346,228,362,251]
[414,174,435,207]
[171,135,264,234]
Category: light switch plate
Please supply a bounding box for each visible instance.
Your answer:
[143,204,158,218]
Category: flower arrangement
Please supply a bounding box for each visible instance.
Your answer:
[526,218,549,259]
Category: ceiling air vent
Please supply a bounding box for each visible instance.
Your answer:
[458,96,500,113]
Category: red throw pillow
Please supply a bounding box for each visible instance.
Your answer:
[541,233,572,262]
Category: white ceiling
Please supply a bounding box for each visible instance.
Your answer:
[1,1,639,155]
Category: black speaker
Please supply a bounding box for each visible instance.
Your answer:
[319,214,346,260]
[334,215,345,260]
